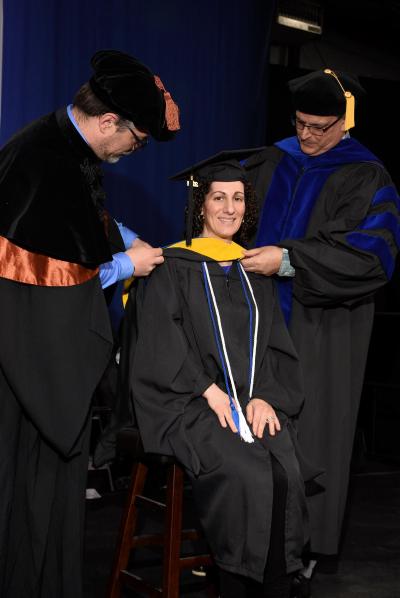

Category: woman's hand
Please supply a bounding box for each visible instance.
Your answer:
[246,398,281,438]
[203,384,238,434]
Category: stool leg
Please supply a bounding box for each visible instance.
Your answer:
[107,461,148,598]
[162,463,184,597]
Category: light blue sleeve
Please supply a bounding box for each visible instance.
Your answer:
[116,221,138,249]
[99,252,135,289]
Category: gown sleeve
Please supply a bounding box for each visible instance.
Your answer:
[130,260,213,462]
[282,163,400,307]
[251,285,304,417]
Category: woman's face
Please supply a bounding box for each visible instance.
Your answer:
[201,180,245,241]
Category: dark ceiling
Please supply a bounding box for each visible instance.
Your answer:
[272,0,400,57]
[321,0,400,54]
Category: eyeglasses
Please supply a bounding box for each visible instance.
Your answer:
[291,116,342,137]
[125,125,149,150]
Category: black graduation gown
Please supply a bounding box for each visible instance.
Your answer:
[245,136,400,555]
[129,244,308,582]
[0,109,114,597]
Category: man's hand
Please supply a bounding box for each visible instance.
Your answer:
[125,241,164,277]
[241,246,283,276]
[246,398,281,438]
[130,237,152,250]
[203,383,238,434]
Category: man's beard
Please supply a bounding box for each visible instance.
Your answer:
[98,141,134,164]
[104,150,134,164]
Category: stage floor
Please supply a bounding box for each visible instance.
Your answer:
[83,459,400,598]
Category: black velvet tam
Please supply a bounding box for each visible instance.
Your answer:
[90,49,178,141]
[288,69,366,116]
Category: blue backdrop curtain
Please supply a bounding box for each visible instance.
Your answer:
[1,0,276,246]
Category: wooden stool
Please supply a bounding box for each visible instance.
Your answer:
[107,435,213,597]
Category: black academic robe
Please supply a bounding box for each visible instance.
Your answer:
[0,108,112,266]
[128,245,308,582]
[245,136,400,555]
[0,109,114,597]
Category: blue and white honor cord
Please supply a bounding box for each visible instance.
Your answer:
[202,261,259,443]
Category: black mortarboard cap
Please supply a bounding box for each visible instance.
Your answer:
[89,49,180,141]
[288,69,366,129]
[170,148,265,245]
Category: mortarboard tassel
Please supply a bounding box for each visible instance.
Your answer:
[324,69,355,130]
[185,175,197,246]
[343,91,355,131]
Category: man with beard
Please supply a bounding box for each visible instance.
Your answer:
[0,49,179,598]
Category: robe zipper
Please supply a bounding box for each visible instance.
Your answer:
[225,273,232,301]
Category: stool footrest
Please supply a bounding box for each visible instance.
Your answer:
[135,494,166,510]
[120,570,162,597]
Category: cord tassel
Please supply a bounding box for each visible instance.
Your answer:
[238,410,255,443]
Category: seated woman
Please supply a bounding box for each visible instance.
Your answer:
[126,150,308,598]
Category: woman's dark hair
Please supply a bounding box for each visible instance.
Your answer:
[190,178,259,246]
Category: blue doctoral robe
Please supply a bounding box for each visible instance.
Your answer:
[245,136,400,554]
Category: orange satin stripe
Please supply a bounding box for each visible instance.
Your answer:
[0,236,99,286]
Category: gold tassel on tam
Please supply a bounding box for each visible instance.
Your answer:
[154,75,180,132]
[343,91,355,130]
[324,68,355,130]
